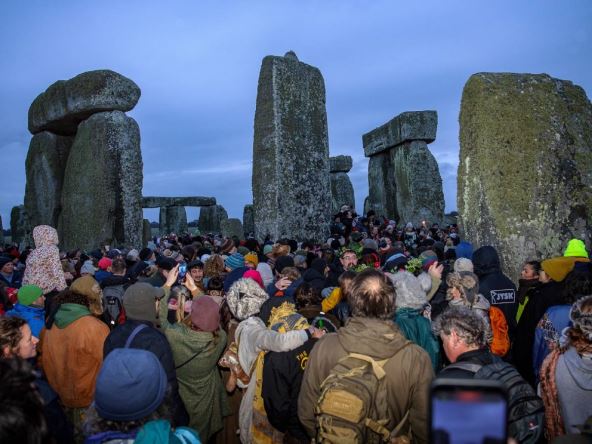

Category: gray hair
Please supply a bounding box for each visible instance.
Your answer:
[435,306,488,348]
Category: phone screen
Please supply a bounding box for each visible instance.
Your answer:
[430,379,507,444]
[178,264,187,280]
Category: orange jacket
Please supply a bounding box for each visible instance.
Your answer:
[489,306,510,357]
[40,313,109,408]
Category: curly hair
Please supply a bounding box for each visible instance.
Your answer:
[204,254,225,279]
[561,268,592,305]
[0,317,27,358]
[436,306,488,348]
[294,282,322,310]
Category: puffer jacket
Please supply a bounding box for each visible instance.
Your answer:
[22,225,67,294]
[473,246,517,338]
[297,317,434,443]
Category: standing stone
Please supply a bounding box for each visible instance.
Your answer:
[221,218,244,240]
[143,219,152,247]
[243,204,254,236]
[198,205,228,233]
[0,216,3,245]
[159,206,188,235]
[363,111,444,225]
[28,70,141,136]
[458,73,592,281]
[24,132,73,229]
[10,205,32,247]
[329,155,355,215]
[59,111,143,250]
[252,51,331,242]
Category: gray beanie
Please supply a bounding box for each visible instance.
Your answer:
[387,270,430,309]
[454,257,474,273]
[123,283,165,325]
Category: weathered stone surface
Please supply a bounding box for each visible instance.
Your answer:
[362,111,437,157]
[458,73,592,281]
[142,219,152,247]
[159,206,187,235]
[24,132,73,229]
[28,70,141,135]
[0,216,3,245]
[10,205,32,247]
[142,196,216,208]
[330,155,353,173]
[252,52,331,242]
[59,111,143,250]
[243,204,254,236]
[221,218,244,240]
[443,212,459,227]
[364,111,444,224]
[198,205,228,233]
[330,172,355,215]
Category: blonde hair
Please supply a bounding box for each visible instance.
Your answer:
[272,244,290,258]
[204,254,225,278]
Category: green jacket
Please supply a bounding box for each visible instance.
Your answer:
[159,288,229,441]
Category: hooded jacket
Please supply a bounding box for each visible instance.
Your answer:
[22,225,67,295]
[39,303,109,408]
[298,317,434,443]
[472,246,517,337]
[6,303,45,338]
[556,347,592,433]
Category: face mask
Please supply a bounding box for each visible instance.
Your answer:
[146,260,155,265]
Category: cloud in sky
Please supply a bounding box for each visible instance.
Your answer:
[1,0,591,227]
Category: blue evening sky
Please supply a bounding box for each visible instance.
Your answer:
[1,1,590,224]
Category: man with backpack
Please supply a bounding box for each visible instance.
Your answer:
[103,282,189,428]
[437,306,544,443]
[298,268,434,443]
[100,258,131,328]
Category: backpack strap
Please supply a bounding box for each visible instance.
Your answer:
[347,353,389,379]
[444,361,483,373]
[125,323,148,348]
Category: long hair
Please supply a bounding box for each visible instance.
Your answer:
[0,317,27,358]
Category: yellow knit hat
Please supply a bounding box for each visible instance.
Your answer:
[244,252,259,267]
[541,256,589,282]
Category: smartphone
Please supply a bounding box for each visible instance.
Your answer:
[178,263,187,281]
[430,379,508,444]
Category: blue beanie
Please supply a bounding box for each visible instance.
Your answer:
[225,253,245,271]
[95,349,167,422]
[455,241,474,259]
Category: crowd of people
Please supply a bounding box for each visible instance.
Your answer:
[0,207,591,443]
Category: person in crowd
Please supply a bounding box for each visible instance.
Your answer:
[159,268,228,441]
[94,257,112,285]
[204,254,225,282]
[472,245,518,338]
[294,282,339,330]
[6,284,45,338]
[187,259,205,293]
[223,253,248,292]
[389,270,440,371]
[0,254,23,288]
[540,295,592,439]
[445,270,510,357]
[103,281,189,428]
[298,268,433,443]
[140,255,176,287]
[84,348,200,443]
[516,260,541,323]
[22,225,67,295]
[39,276,109,437]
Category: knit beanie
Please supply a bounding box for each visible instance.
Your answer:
[80,260,96,276]
[274,255,295,274]
[455,241,474,260]
[541,256,587,282]
[190,295,220,332]
[243,270,264,289]
[95,348,167,421]
[263,244,273,255]
[454,257,474,273]
[98,257,112,271]
[0,256,12,268]
[225,253,244,271]
[123,283,165,325]
[388,271,429,309]
[238,246,250,257]
[362,239,378,252]
[139,247,153,262]
[17,285,43,306]
[564,239,589,258]
[244,252,259,267]
[419,250,438,272]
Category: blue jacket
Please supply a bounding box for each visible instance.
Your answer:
[533,304,571,384]
[6,303,45,338]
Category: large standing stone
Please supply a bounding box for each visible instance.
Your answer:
[0,216,4,245]
[28,70,141,135]
[329,156,355,215]
[142,196,216,208]
[59,111,143,250]
[24,132,73,229]
[252,51,331,242]
[159,206,188,235]
[243,204,254,236]
[458,73,592,281]
[198,205,228,233]
[10,205,32,247]
[143,219,152,247]
[363,111,444,225]
[221,218,244,240]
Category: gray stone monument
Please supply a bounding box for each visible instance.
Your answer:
[159,206,188,235]
[198,205,228,233]
[143,219,152,247]
[252,51,331,241]
[458,73,592,281]
[329,155,355,215]
[243,204,254,236]
[363,111,444,225]
[221,218,244,240]
[10,205,32,247]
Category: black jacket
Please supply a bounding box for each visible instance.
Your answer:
[103,320,189,427]
[473,246,518,337]
[262,338,316,441]
[438,348,496,379]
[100,274,131,290]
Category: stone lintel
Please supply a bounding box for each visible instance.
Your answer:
[142,196,216,208]
[330,155,353,173]
[362,111,437,157]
